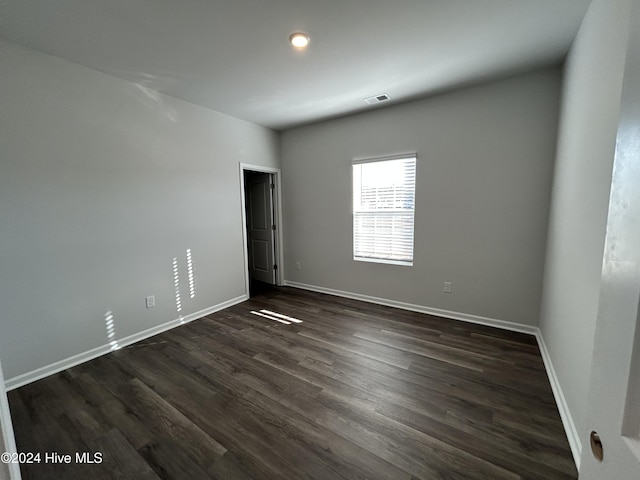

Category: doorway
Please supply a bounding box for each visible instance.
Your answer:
[240,164,284,297]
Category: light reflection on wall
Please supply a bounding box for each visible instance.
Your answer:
[104,311,120,350]
[186,248,196,299]
[133,82,178,122]
[172,257,184,324]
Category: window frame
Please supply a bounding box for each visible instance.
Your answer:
[352,153,417,267]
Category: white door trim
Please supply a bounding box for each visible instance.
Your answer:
[239,163,285,294]
[0,359,22,479]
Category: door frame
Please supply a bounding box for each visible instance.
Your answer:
[239,163,285,294]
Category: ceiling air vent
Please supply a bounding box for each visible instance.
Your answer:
[364,93,390,105]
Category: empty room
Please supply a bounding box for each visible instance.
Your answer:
[1,1,639,479]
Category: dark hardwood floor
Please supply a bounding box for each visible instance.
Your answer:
[8,286,577,480]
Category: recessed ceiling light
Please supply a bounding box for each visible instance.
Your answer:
[289,32,310,49]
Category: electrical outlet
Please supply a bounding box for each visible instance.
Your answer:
[295,261,301,270]
[443,282,452,293]
[145,295,156,308]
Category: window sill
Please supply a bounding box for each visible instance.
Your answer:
[353,256,413,267]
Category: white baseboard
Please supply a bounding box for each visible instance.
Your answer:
[284,281,539,335]
[284,280,582,470]
[4,294,248,391]
[534,331,582,470]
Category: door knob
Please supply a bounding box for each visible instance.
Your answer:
[590,430,604,461]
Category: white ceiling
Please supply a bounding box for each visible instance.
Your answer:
[0,0,592,130]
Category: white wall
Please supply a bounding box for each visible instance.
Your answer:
[538,0,631,462]
[0,41,279,384]
[281,68,561,327]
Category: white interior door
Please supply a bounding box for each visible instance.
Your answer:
[580,3,640,477]
[246,172,276,285]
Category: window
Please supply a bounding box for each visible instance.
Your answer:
[352,154,416,266]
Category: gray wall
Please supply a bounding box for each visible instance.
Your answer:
[281,68,561,326]
[0,41,279,382]
[539,0,631,457]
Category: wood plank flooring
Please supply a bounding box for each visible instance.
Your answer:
[7,286,577,480]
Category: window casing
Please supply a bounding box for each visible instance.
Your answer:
[352,155,416,266]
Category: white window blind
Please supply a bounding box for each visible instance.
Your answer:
[352,155,416,266]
